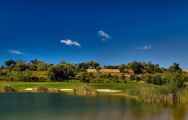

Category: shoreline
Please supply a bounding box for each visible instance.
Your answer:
[0,81,188,104]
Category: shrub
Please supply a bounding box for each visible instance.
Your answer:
[0,76,13,81]
[129,75,141,81]
[166,73,186,92]
[76,72,95,83]
[14,74,28,81]
[143,74,166,85]
[10,71,48,82]
[0,70,7,76]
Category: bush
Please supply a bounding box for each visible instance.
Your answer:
[23,76,47,82]
[129,75,141,81]
[76,72,95,83]
[8,71,48,82]
[166,73,186,92]
[2,86,16,92]
[143,74,166,85]
[0,70,7,76]
[0,75,13,81]
[14,74,28,81]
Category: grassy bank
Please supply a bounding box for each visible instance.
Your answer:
[0,81,148,92]
[1,81,188,104]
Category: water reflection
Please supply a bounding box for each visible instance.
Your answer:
[0,93,188,120]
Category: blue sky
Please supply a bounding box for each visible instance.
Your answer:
[0,0,188,68]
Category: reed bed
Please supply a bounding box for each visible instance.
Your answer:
[128,86,171,103]
[74,84,96,96]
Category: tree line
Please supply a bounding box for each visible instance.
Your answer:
[0,59,184,83]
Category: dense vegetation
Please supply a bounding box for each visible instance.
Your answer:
[1,59,188,103]
[0,59,186,84]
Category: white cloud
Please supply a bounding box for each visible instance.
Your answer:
[97,30,110,41]
[137,45,152,50]
[60,39,81,47]
[8,49,25,55]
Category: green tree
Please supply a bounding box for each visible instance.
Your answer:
[88,61,100,68]
[5,59,16,68]
[168,63,182,72]
[154,64,163,73]
[13,60,27,71]
[128,61,144,74]
[28,63,37,71]
[143,62,155,73]
[78,62,90,70]
[119,64,126,73]
[48,63,76,81]
[104,65,119,69]
[76,72,94,83]
[29,59,48,71]
[77,61,100,71]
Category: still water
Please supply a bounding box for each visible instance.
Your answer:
[0,93,188,120]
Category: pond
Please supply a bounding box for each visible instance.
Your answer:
[0,93,188,120]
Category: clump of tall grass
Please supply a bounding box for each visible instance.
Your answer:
[35,86,48,92]
[176,89,188,103]
[74,84,96,96]
[129,72,188,104]
[128,86,170,103]
[2,86,16,93]
[128,86,188,104]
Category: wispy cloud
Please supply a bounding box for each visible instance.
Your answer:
[60,39,81,47]
[8,49,25,55]
[97,30,111,41]
[137,45,152,50]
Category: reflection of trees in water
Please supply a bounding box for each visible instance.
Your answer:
[23,95,188,120]
[70,97,188,120]
[3,94,188,120]
[123,103,168,120]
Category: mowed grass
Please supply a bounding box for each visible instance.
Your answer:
[0,81,150,92]
[0,82,81,92]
